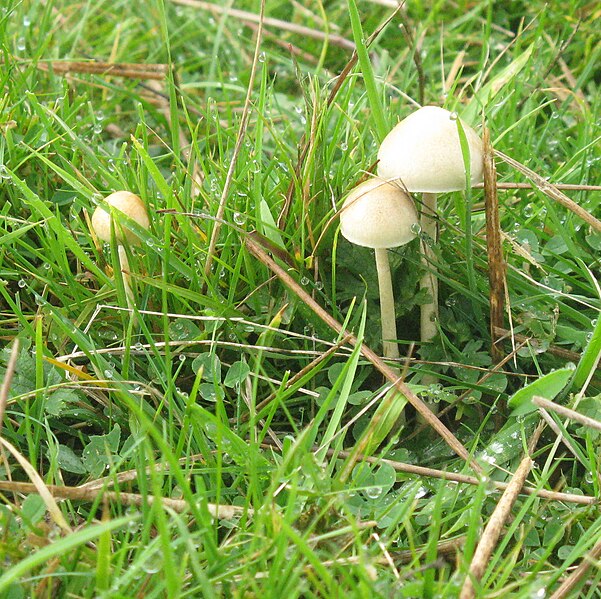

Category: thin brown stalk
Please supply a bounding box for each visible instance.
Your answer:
[460,423,544,599]
[493,326,584,363]
[390,537,465,565]
[483,126,505,362]
[0,438,72,532]
[460,455,534,599]
[37,60,169,79]
[170,0,355,51]
[321,445,595,506]
[549,537,601,599]
[533,396,601,433]
[495,150,601,233]
[203,0,265,283]
[245,232,481,474]
[473,182,601,191]
[0,480,251,520]
[0,338,19,433]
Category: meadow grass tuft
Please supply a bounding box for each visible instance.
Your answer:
[0,0,600,597]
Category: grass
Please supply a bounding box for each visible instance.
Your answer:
[0,0,600,596]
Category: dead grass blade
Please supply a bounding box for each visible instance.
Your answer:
[320,446,595,506]
[460,422,543,599]
[245,232,482,474]
[0,438,72,533]
[0,481,251,520]
[483,126,505,362]
[170,0,355,51]
[549,537,601,599]
[495,150,601,232]
[533,396,601,433]
[0,339,19,434]
[459,454,534,598]
[37,60,170,79]
[474,182,601,192]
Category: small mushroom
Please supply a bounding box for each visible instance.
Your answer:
[377,106,484,361]
[91,191,150,309]
[340,178,419,363]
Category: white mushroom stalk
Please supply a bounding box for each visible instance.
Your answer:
[377,106,484,380]
[339,178,419,366]
[91,191,150,311]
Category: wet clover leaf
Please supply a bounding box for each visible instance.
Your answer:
[82,424,121,477]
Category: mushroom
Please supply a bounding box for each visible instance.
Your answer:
[91,191,150,309]
[339,178,419,363]
[377,106,484,362]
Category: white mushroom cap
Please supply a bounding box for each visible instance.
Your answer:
[377,106,484,193]
[340,178,419,249]
[91,191,150,246]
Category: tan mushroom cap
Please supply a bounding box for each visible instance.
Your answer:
[377,106,484,193]
[340,178,419,249]
[91,191,150,246]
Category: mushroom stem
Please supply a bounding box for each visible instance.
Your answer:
[420,192,439,381]
[117,245,135,311]
[374,247,400,362]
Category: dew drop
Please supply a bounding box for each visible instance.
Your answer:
[410,222,422,235]
[17,279,26,288]
[365,486,382,500]
[17,37,26,51]
[449,111,458,121]
[233,212,247,225]
[258,51,266,63]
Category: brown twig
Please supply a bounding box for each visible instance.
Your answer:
[320,445,594,506]
[0,480,250,520]
[493,326,583,363]
[246,232,481,474]
[37,60,170,79]
[0,338,19,434]
[533,396,601,433]
[473,182,601,191]
[483,127,505,363]
[170,0,355,51]
[549,537,601,599]
[495,151,601,233]
[460,423,544,599]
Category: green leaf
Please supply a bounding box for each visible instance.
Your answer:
[571,311,601,391]
[198,383,225,403]
[192,353,222,382]
[45,389,80,417]
[21,494,46,525]
[82,424,121,477]
[508,368,574,416]
[223,361,250,388]
[258,199,285,249]
[56,444,87,474]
